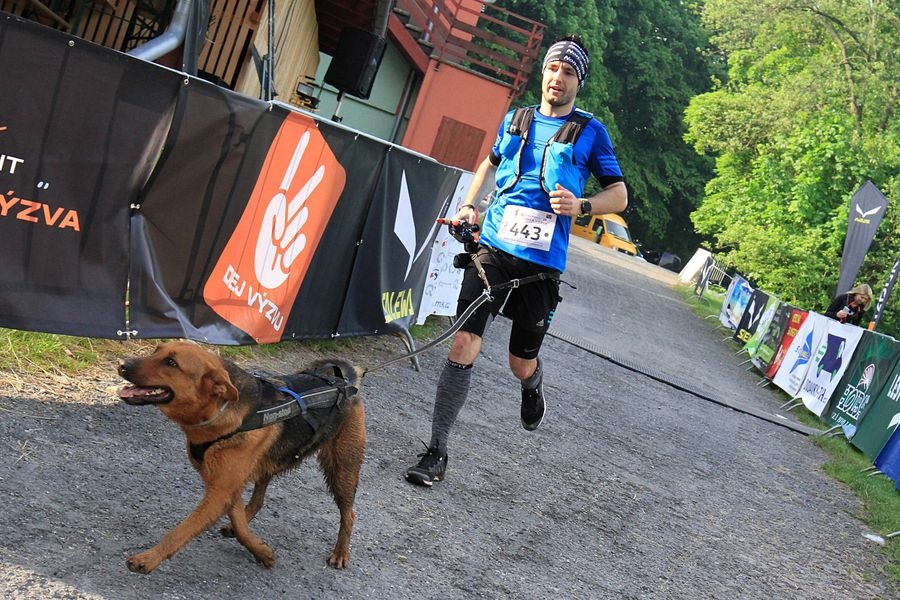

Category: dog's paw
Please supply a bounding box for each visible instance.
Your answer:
[220,524,235,538]
[253,543,276,568]
[126,550,161,574]
[326,551,351,569]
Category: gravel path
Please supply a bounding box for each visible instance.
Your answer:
[0,237,896,599]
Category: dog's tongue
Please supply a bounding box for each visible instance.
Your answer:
[117,385,158,400]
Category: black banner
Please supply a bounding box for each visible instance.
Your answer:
[0,14,181,337]
[871,256,900,329]
[0,15,464,344]
[337,151,456,336]
[836,181,890,295]
[734,289,770,346]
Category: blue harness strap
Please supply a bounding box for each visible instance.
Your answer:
[277,386,308,413]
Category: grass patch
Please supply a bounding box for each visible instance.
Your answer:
[678,283,900,583]
[0,316,452,378]
[0,329,132,376]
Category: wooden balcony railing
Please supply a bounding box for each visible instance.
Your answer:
[396,0,544,98]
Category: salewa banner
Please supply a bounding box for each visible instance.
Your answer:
[0,15,180,337]
[336,151,458,336]
[836,181,890,296]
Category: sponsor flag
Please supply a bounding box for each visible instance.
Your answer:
[417,173,473,324]
[751,301,791,373]
[766,308,809,379]
[719,275,752,330]
[734,289,771,347]
[843,336,900,458]
[871,256,900,328]
[836,181,889,296]
[772,311,828,399]
[797,319,864,416]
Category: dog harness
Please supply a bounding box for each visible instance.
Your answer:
[188,370,357,463]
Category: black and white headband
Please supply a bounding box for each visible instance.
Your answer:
[542,40,589,88]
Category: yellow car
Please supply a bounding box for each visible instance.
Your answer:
[571,213,639,256]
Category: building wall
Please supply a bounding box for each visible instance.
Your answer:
[234,0,320,100]
[311,42,419,143]
[401,63,512,171]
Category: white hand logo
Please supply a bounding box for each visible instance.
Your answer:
[254,131,325,289]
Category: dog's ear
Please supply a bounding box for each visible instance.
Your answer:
[202,368,239,404]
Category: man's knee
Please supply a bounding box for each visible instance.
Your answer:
[449,331,482,364]
[509,354,537,381]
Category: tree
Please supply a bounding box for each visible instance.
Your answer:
[685,0,900,333]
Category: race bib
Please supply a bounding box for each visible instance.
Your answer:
[497,206,557,251]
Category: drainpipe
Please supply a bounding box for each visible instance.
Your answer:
[127,0,192,62]
[374,0,394,36]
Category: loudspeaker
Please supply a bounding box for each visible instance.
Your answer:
[324,28,387,100]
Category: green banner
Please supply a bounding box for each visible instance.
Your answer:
[850,337,900,458]
[824,331,900,447]
[751,301,791,373]
[744,295,779,359]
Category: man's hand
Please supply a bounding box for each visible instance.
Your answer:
[454,204,478,224]
[549,184,579,216]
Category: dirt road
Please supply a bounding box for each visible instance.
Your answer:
[0,237,896,599]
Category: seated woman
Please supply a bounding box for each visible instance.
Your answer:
[824,283,873,325]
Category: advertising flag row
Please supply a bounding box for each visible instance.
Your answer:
[719,276,900,489]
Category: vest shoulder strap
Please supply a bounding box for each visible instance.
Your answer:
[506,106,594,145]
[507,106,535,140]
[553,110,593,145]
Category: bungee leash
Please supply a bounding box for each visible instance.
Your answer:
[363,216,559,375]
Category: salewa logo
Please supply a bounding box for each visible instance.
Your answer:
[854,203,882,224]
[382,170,444,323]
[394,170,440,280]
[204,112,346,343]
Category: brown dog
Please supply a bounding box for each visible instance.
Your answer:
[117,341,366,573]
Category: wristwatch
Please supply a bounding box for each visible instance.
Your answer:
[580,199,592,215]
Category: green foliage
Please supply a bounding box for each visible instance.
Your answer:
[686,0,900,335]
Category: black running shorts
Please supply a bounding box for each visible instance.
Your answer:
[456,245,561,359]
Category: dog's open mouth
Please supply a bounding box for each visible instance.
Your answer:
[118,385,174,405]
